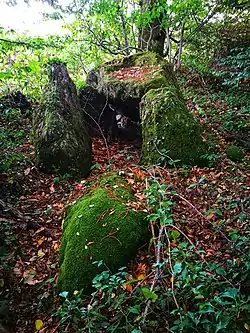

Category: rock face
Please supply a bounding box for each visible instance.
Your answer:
[82,52,178,141]
[82,51,207,165]
[79,85,118,140]
[140,87,207,166]
[86,52,176,124]
[58,173,148,294]
[33,62,92,177]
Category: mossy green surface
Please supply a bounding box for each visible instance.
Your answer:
[58,175,148,294]
[226,145,245,162]
[104,52,164,73]
[97,52,178,101]
[140,87,207,166]
[33,64,92,178]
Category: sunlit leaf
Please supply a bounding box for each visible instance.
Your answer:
[141,287,158,300]
[35,319,43,331]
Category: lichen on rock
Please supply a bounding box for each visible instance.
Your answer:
[33,62,92,178]
[140,87,207,166]
[57,172,148,294]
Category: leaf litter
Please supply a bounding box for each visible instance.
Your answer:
[0,81,249,332]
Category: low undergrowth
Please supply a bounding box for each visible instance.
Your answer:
[51,74,250,333]
[180,74,250,155]
[0,72,249,333]
[54,181,250,332]
[0,107,31,179]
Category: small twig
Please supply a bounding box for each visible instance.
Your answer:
[175,193,250,260]
[101,230,122,245]
[165,231,183,327]
[167,223,195,246]
[82,94,110,160]
[153,141,177,169]
[142,224,165,324]
[0,199,57,240]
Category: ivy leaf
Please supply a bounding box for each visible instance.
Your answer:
[220,288,238,300]
[215,317,230,332]
[173,262,182,275]
[171,230,180,240]
[59,291,69,298]
[128,305,140,314]
[0,71,13,79]
[141,287,158,300]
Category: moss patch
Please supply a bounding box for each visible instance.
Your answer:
[58,174,148,294]
[226,145,245,162]
[33,63,92,178]
[96,52,179,102]
[140,87,207,166]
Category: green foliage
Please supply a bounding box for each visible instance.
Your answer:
[0,220,15,271]
[215,46,250,89]
[226,145,245,162]
[0,28,96,99]
[0,0,248,99]
[181,74,250,154]
[55,267,140,332]
[0,108,27,174]
[0,218,17,327]
[54,182,250,332]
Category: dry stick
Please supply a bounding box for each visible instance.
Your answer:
[142,172,184,327]
[0,199,57,240]
[142,224,165,324]
[153,141,177,170]
[145,178,157,250]
[142,177,158,324]
[165,208,236,290]
[145,24,162,52]
[142,172,209,326]
[97,95,108,125]
[131,271,155,294]
[175,193,250,259]
[82,95,110,160]
[146,171,182,324]
[165,229,183,327]
[168,223,195,247]
[144,171,241,327]
[87,27,141,55]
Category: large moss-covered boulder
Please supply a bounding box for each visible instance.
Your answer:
[33,62,92,177]
[58,173,148,294]
[140,87,207,166]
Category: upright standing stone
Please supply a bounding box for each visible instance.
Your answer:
[33,62,92,177]
[140,87,207,166]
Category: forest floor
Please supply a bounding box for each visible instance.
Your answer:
[0,77,249,333]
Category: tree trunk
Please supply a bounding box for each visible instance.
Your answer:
[165,27,171,61]
[117,4,130,55]
[176,19,185,70]
[138,0,166,56]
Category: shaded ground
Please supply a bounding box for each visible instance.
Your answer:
[0,78,249,332]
